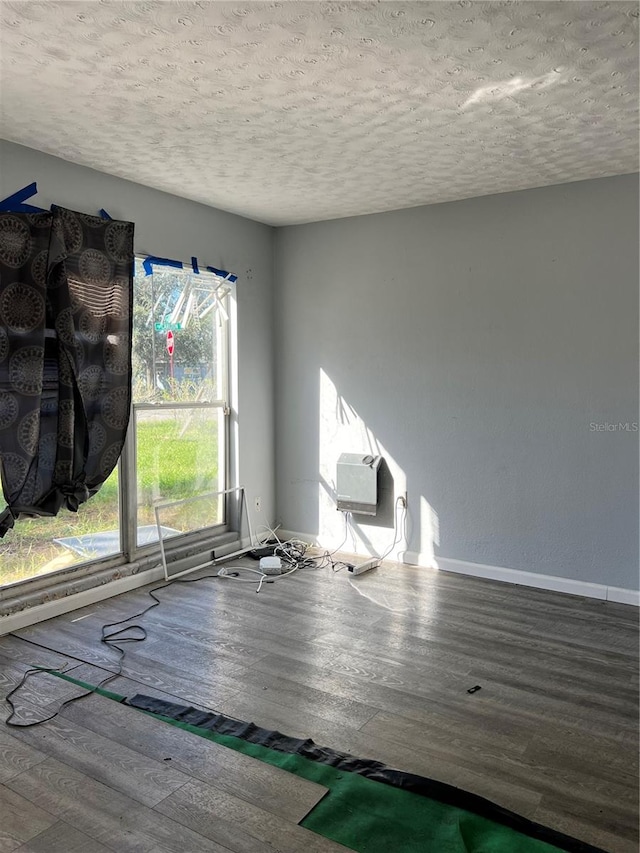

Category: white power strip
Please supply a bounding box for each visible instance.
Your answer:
[348,558,379,576]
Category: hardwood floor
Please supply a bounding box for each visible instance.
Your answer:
[0,557,638,852]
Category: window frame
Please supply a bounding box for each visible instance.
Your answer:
[0,255,233,592]
[122,257,232,563]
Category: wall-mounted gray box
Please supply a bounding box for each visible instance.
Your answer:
[336,453,382,515]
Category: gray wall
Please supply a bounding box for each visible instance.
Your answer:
[1,142,637,590]
[0,140,276,524]
[274,175,639,589]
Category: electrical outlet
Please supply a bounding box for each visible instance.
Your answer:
[254,496,261,512]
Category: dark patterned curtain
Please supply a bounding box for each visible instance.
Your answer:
[0,206,134,536]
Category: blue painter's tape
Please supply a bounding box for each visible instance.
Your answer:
[206,266,237,283]
[142,256,184,276]
[0,182,47,213]
[99,208,113,220]
[141,256,237,281]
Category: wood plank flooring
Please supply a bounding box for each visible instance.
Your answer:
[0,557,638,852]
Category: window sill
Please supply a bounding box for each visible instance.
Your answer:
[0,531,241,631]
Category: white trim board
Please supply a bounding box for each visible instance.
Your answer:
[278,533,639,606]
[404,553,640,606]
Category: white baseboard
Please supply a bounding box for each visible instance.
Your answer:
[400,551,439,570]
[403,552,639,606]
[279,533,639,606]
[0,566,165,635]
[233,529,640,607]
[606,586,640,606]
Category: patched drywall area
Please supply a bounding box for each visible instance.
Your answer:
[274,174,639,589]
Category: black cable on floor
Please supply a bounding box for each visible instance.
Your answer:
[4,540,355,728]
[4,571,227,728]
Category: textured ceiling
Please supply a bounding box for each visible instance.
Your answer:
[1,1,638,226]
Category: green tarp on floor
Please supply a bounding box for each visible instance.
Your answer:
[40,670,594,853]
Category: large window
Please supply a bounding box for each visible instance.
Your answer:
[129,259,228,545]
[0,259,230,586]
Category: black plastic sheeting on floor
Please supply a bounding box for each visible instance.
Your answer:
[127,694,606,853]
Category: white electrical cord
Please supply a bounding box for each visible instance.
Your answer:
[217,566,264,580]
[379,497,408,561]
[217,561,301,593]
[217,565,269,593]
[254,523,283,547]
[252,514,353,569]
[218,504,409,593]
[254,524,311,566]
[325,511,351,560]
